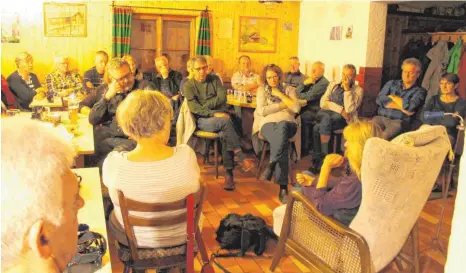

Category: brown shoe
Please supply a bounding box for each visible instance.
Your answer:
[240,157,257,173]
[223,171,235,191]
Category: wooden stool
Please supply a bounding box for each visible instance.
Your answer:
[194,130,220,178]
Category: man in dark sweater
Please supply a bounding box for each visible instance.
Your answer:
[296,61,330,155]
[89,57,155,162]
[373,58,427,140]
[285,56,308,88]
[184,56,255,191]
[150,56,182,145]
[83,51,108,94]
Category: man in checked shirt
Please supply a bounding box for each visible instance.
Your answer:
[46,56,84,98]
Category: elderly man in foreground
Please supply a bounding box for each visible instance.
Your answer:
[1,118,85,273]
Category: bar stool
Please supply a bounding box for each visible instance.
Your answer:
[193,130,220,178]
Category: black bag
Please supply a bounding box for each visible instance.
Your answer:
[215,213,277,257]
[65,224,107,273]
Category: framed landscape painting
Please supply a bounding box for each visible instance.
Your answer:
[239,17,277,53]
[44,2,87,37]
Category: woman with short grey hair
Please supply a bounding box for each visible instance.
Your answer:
[104,90,201,252]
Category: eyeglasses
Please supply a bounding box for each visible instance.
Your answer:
[110,72,133,85]
[266,76,279,80]
[193,65,208,72]
[72,172,82,184]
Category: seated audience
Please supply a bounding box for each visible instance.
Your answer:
[122,55,143,80]
[373,58,427,140]
[2,75,18,109]
[254,64,300,203]
[231,55,261,93]
[293,120,375,226]
[83,50,109,93]
[46,56,84,98]
[203,55,223,83]
[296,61,330,155]
[312,64,363,167]
[7,52,44,110]
[88,57,155,163]
[422,73,466,145]
[285,56,308,88]
[1,118,85,273]
[184,56,255,190]
[105,90,200,252]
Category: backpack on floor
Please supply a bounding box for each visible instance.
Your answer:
[215,213,277,257]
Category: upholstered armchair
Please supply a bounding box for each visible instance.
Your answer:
[271,125,451,273]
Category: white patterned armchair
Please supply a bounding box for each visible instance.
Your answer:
[272,125,451,273]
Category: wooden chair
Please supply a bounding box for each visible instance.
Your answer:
[113,184,210,273]
[193,130,220,178]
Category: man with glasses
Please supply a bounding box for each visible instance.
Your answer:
[373,58,427,140]
[88,57,155,164]
[184,56,256,191]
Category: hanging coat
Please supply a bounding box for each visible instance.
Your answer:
[447,37,464,74]
[457,48,466,100]
[422,40,450,103]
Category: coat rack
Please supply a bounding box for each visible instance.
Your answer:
[430,32,466,44]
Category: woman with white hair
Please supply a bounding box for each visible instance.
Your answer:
[1,117,85,273]
[46,56,84,98]
[7,52,46,110]
[104,90,200,252]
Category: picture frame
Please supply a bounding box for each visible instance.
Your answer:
[239,16,277,53]
[43,2,87,37]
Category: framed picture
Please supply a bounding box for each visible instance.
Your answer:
[239,17,277,53]
[43,2,87,37]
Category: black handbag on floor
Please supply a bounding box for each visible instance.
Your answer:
[64,224,107,273]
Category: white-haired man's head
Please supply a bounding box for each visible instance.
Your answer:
[1,118,84,273]
[54,56,70,74]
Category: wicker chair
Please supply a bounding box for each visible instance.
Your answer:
[271,125,451,273]
[110,184,210,273]
[271,191,371,273]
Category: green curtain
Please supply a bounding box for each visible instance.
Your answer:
[112,7,132,57]
[196,11,211,55]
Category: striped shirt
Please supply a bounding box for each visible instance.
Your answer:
[103,144,201,248]
[46,70,83,97]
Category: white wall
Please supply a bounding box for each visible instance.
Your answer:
[445,132,466,272]
[298,1,386,82]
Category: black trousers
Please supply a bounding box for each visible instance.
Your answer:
[300,106,320,154]
[260,121,297,185]
[197,116,242,170]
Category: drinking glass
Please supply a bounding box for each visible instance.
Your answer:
[6,109,20,117]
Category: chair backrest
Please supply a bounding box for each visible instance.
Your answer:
[117,184,205,261]
[350,125,450,271]
[280,191,371,273]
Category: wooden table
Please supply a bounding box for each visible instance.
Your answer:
[73,168,111,271]
[29,97,63,110]
[227,94,257,108]
[18,111,94,167]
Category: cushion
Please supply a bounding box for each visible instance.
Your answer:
[194,130,219,139]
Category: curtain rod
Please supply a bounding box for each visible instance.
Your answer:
[111,4,209,12]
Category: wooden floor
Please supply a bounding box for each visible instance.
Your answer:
[107,154,456,273]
